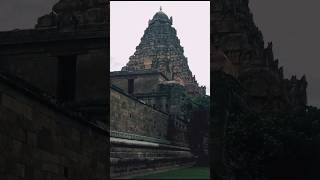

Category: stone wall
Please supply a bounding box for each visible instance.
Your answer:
[110,85,194,178]
[110,142,194,178]
[0,38,107,105]
[75,49,107,102]
[110,71,167,94]
[110,86,168,139]
[0,54,59,97]
[0,77,108,180]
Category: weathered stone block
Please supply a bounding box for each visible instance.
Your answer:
[41,163,60,175]
[15,163,26,178]
[1,94,32,120]
[0,155,5,174]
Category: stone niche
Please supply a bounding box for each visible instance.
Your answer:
[143,57,153,69]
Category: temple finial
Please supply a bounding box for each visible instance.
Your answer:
[160,6,162,11]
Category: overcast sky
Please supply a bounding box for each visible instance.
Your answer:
[110,1,211,95]
[0,0,58,31]
[0,0,319,106]
[249,1,320,107]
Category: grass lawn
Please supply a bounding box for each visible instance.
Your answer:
[132,166,210,179]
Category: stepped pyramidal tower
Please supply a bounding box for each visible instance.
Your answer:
[212,0,307,113]
[122,8,206,96]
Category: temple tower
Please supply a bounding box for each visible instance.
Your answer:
[212,0,307,113]
[122,8,206,96]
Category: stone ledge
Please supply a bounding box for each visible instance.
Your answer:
[110,131,170,145]
[110,85,169,115]
[110,136,191,151]
[110,156,195,179]
[0,24,107,46]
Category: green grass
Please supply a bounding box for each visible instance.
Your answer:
[132,166,210,179]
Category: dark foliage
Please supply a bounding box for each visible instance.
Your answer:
[185,95,210,165]
[211,71,320,180]
[226,108,320,180]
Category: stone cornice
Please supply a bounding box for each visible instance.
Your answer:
[0,24,107,46]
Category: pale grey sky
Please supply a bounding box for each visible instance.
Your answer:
[0,0,58,31]
[110,1,211,95]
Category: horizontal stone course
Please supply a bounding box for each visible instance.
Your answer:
[110,88,169,140]
[0,81,107,179]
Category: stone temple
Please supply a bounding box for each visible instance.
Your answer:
[0,0,309,179]
[121,8,206,96]
[0,0,209,178]
[110,8,208,178]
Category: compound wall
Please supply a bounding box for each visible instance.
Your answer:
[0,77,108,180]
